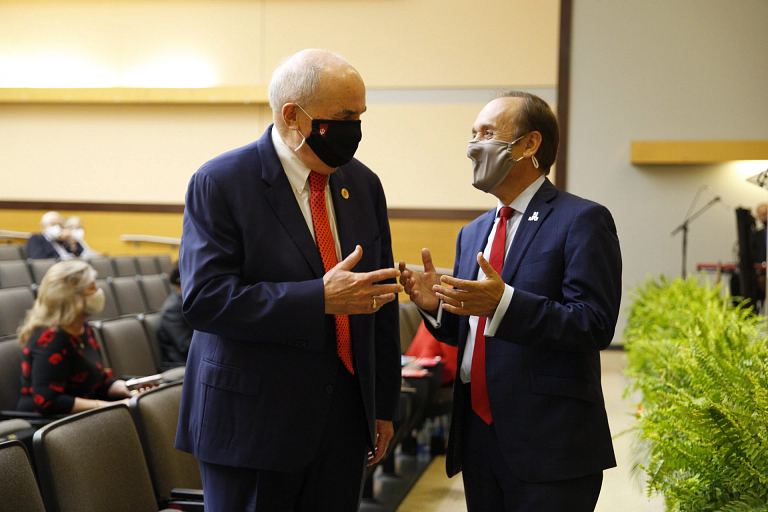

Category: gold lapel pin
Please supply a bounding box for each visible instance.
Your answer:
[341,188,350,199]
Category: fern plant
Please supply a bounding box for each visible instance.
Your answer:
[623,276,768,512]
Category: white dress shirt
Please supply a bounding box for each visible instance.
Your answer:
[422,174,546,383]
[271,126,342,262]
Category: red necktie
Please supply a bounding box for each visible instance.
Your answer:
[472,206,514,424]
[308,171,354,374]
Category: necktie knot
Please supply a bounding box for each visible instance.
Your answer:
[308,171,327,193]
[499,206,514,220]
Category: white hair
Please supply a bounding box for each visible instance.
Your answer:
[62,216,82,230]
[40,211,62,228]
[268,49,351,111]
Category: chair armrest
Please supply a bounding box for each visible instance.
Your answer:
[170,488,204,501]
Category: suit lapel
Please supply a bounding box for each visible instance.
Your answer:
[258,127,325,278]
[461,210,496,280]
[500,178,558,283]
[328,170,355,261]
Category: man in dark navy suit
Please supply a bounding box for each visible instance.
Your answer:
[399,92,622,511]
[176,49,403,512]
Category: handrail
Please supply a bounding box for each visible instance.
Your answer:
[0,230,32,239]
[120,234,181,246]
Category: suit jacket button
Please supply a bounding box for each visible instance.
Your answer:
[325,384,334,394]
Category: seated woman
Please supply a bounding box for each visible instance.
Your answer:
[17,260,132,414]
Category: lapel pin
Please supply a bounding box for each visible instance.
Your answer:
[341,188,349,199]
[528,212,539,222]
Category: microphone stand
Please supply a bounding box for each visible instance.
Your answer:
[671,196,721,278]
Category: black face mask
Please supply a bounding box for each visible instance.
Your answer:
[294,104,362,168]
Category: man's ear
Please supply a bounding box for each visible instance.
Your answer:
[523,131,543,159]
[282,103,300,130]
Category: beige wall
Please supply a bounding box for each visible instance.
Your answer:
[569,0,768,343]
[0,0,559,211]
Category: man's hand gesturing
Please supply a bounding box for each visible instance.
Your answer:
[324,245,403,315]
[398,248,441,315]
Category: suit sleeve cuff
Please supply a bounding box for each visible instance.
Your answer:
[485,284,514,337]
[418,301,443,328]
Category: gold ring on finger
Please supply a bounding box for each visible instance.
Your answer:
[372,298,377,310]
[461,301,464,308]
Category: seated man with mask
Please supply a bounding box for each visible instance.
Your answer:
[27,211,82,260]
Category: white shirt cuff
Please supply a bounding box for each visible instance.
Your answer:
[485,284,514,337]
[418,302,443,329]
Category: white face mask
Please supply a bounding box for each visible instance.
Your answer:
[45,225,62,240]
[83,288,105,316]
[71,228,85,242]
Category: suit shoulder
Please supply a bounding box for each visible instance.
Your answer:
[555,189,613,217]
[194,140,261,183]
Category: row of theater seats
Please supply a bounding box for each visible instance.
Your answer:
[0,382,203,512]
[0,271,174,337]
[0,252,174,288]
[0,294,448,509]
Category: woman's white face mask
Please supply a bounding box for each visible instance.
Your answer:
[83,288,105,316]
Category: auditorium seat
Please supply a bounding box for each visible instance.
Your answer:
[28,258,57,285]
[91,278,120,321]
[0,245,22,261]
[136,256,161,275]
[140,313,164,368]
[94,317,158,377]
[0,260,33,288]
[33,404,181,512]
[86,256,115,278]
[156,255,173,275]
[0,440,46,512]
[18,245,27,259]
[113,256,139,277]
[140,274,171,312]
[112,276,149,315]
[399,301,422,353]
[130,382,203,506]
[0,336,22,412]
[0,288,35,336]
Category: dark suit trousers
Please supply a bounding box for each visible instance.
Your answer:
[461,384,603,512]
[198,363,369,512]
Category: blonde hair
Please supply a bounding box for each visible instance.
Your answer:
[17,260,96,345]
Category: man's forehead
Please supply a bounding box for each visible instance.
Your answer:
[474,97,521,130]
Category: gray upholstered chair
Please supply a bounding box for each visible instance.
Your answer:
[0,439,46,512]
[140,275,171,312]
[139,313,163,368]
[94,316,157,377]
[0,260,33,288]
[27,258,57,285]
[130,382,202,505]
[399,300,423,354]
[0,336,22,411]
[112,256,139,277]
[112,276,149,315]
[0,287,35,336]
[136,256,161,275]
[155,255,173,275]
[91,278,120,321]
[86,257,115,279]
[33,404,177,512]
[0,245,22,261]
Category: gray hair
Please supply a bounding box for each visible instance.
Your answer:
[40,211,62,228]
[268,50,351,111]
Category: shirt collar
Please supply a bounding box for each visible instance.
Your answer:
[271,125,312,194]
[496,174,546,217]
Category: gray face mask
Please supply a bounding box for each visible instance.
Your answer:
[467,135,525,193]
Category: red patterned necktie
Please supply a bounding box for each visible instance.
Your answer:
[471,206,514,424]
[308,171,354,374]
